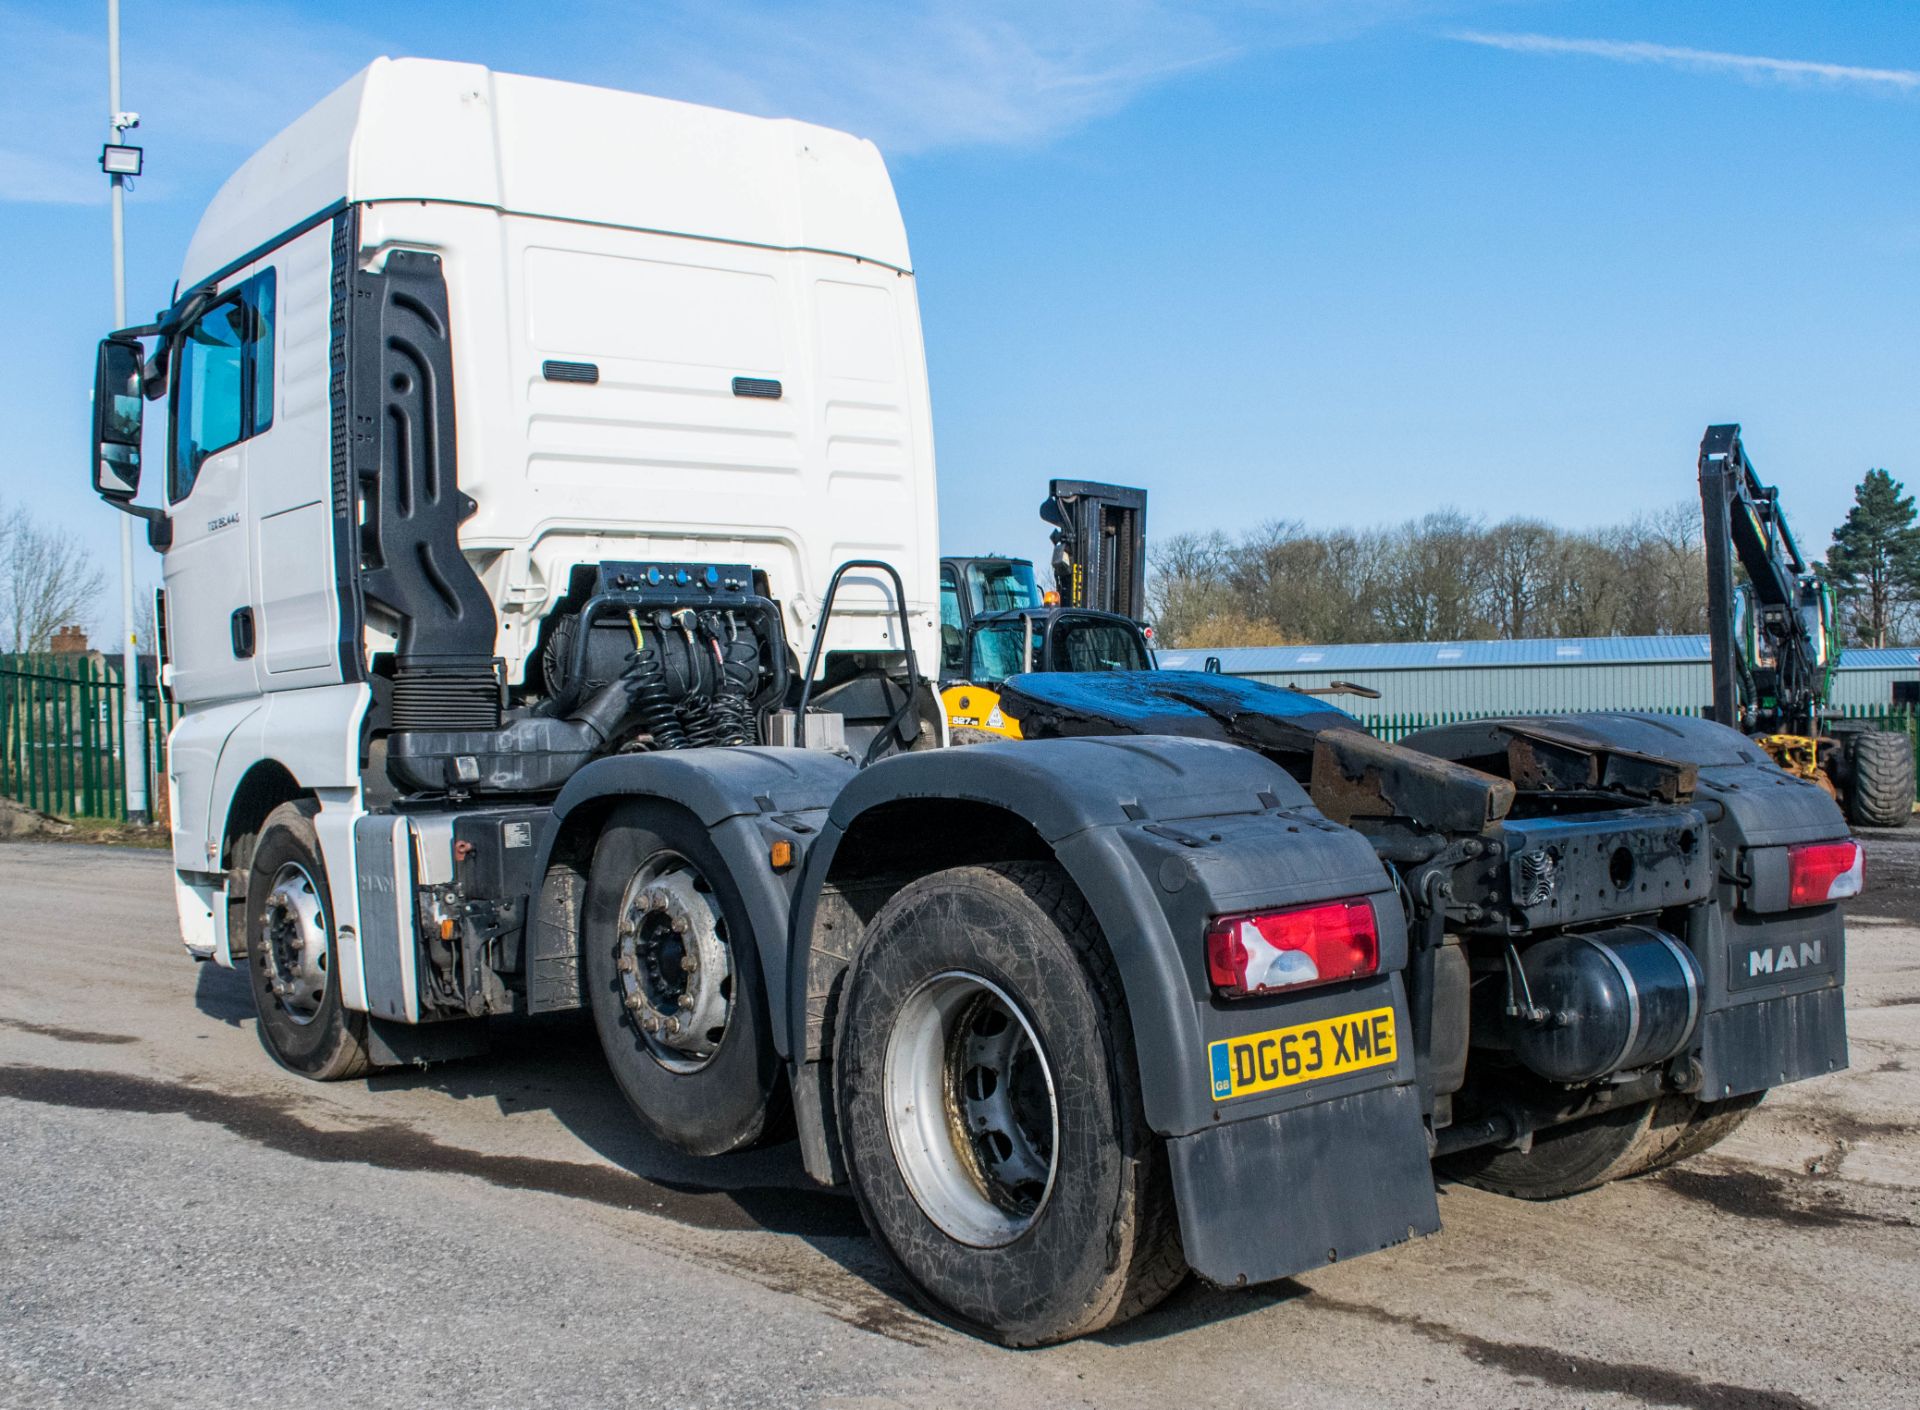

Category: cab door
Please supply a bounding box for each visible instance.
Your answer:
[245,226,345,682]
[161,267,273,707]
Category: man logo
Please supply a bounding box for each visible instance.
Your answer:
[1748,941,1822,978]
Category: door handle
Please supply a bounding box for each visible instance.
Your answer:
[230,607,255,659]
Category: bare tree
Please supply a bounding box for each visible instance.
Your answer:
[1148,500,1710,649]
[1,501,107,654]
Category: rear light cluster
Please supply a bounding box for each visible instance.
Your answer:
[1788,840,1864,908]
[1205,898,1379,999]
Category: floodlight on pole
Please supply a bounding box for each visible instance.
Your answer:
[106,0,149,825]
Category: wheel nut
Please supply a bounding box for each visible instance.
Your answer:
[681,955,699,974]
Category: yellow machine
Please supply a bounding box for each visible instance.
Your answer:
[941,607,1152,742]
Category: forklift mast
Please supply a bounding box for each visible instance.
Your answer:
[1697,423,1833,736]
[1040,479,1148,620]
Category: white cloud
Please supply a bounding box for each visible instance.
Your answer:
[0,0,1449,206]
[576,0,1455,155]
[591,1,1241,154]
[1451,31,1920,92]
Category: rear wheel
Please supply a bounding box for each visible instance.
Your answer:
[1844,729,1914,829]
[834,862,1184,1346]
[245,801,371,1081]
[1443,1098,1689,1199]
[1640,1091,1766,1172]
[584,802,784,1156]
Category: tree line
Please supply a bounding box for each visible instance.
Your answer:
[1148,468,1920,651]
[1148,505,1711,649]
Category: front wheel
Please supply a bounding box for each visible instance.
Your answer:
[834,862,1184,1346]
[245,800,371,1081]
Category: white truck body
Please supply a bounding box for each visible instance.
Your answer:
[159,59,941,975]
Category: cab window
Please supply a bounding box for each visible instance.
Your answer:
[965,560,1037,615]
[170,268,276,502]
[939,565,964,673]
[968,618,1043,688]
[1049,619,1149,674]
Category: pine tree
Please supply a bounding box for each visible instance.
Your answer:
[1826,469,1920,647]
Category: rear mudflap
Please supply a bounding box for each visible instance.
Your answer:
[1698,986,1847,1101]
[1168,1082,1437,1287]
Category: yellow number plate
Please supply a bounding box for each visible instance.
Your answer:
[1208,1006,1397,1102]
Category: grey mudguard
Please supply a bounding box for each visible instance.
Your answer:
[537,745,856,1053]
[795,734,1420,1135]
[1405,711,1852,1099]
[797,733,1438,1283]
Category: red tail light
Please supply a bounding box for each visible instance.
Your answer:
[1205,898,1380,999]
[1788,840,1863,908]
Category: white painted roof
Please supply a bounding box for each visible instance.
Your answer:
[180,58,912,288]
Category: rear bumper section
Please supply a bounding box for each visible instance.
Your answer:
[1168,1081,1438,1288]
[1698,984,1847,1101]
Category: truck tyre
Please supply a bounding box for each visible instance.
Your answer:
[1444,1098,1687,1199]
[833,862,1184,1346]
[584,802,784,1156]
[245,801,372,1081]
[1844,729,1913,829]
[1640,1091,1766,1172]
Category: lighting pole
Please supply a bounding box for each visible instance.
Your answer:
[106,0,148,823]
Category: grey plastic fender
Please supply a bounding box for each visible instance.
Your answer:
[531,745,856,1051]
[790,735,1412,1138]
[792,733,1442,1285]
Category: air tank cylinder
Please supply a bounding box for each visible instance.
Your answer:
[1505,925,1702,1083]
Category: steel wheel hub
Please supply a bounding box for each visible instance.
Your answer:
[883,971,1059,1248]
[615,858,733,1072]
[260,861,329,1025]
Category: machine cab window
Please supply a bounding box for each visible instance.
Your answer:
[967,615,1044,688]
[1049,616,1150,674]
[965,559,1037,616]
[939,564,964,673]
[169,268,276,502]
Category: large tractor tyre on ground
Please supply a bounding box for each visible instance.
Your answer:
[833,862,1185,1347]
[1843,729,1914,829]
[584,802,786,1156]
[1442,1098,1693,1200]
[244,800,372,1081]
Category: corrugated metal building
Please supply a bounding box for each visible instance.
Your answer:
[1153,636,1920,719]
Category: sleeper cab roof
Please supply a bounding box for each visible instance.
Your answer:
[180,56,911,289]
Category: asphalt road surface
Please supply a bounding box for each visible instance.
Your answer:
[2,837,1916,1409]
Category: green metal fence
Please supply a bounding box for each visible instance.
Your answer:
[0,654,177,822]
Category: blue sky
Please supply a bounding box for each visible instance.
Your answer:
[3,0,1915,636]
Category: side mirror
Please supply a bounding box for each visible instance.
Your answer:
[93,336,145,500]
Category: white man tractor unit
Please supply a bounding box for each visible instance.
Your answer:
[92,61,1863,1346]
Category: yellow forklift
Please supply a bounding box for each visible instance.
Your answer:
[940,481,1150,740]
